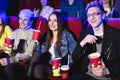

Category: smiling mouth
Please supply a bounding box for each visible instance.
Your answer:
[91,20,96,23]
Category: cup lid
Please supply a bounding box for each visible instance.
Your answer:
[61,65,69,70]
[52,58,61,60]
[34,29,40,32]
[88,52,101,58]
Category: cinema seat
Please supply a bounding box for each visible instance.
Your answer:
[67,17,83,40]
[53,0,61,9]
[35,16,47,35]
[107,18,120,30]
[87,18,120,30]
[8,16,19,30]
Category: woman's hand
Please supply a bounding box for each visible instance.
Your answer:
[0,45,6,51]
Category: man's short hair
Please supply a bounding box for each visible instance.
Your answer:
[19,9,34,20]
[85,1,106,14]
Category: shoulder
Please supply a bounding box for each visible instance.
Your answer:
[106,24,120,34]
[105,25,120,40]
[63,30,71,35]
[5,25,12,30]
[13,28,20,33]
[46,6,54,10]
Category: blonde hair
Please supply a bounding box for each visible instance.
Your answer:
[19,9,34,20]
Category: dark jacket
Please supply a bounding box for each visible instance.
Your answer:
[72,21,120,79]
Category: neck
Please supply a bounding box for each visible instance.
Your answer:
[53,30,58,37]
[52,31,58,43]
[93,23,104,35]
[103,3,110,9]
[42,5,47,9]
[69,0,74,5]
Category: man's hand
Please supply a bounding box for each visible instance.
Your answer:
[80,34,97,47]
[91,60,110,77]
[91,66,103,76]
[0,58,8,66]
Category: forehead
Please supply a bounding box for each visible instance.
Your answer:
[19,14,30,20]
[87,7,101,14]
[49,14,57,19]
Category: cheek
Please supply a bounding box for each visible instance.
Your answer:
[0,27,2,31]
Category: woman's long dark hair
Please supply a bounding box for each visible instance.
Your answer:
[46,12,65,57]
[0,10,8,39]
[99,0,114,11]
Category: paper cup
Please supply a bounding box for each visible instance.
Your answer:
[61,65,69,79]
[51,58,61,77]
[32,30,41,41]
[5,38,14,47]
[88,52,101,67]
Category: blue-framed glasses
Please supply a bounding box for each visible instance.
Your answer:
[87,12,102,18]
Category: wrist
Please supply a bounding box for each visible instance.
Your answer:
[80,41,86,47]
[6,58,10,64]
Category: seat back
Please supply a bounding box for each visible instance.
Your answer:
[87,18,120,30]
[107,18,120,30]
[35,16,47,35]
[53,0,61,9]
[8,16,19,30]
[68,17,83,40]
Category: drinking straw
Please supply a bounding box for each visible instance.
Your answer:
[68,54,69,66]
[38,21,41,30]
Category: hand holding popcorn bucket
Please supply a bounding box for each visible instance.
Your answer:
[4,38,14,54]
[88,52,101,67]
[51,58,61,77]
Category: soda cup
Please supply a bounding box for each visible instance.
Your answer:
[32,30,41,41]
[61,65,69,79]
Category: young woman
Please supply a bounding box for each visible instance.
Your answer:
[99,0,120,18]
[30,12,76,79]
[0,10,12,80]
[0,10,12,52]
[34,0,54,20]
[41,12,76,65]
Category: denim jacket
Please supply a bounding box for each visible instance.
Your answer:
[40,30,76,64]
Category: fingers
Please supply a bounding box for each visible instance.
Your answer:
[0,58,8,66]
[85,34,98,44]
[91,66,103,77]
[80,34,98,47]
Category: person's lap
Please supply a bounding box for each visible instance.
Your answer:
[65,74,98,80]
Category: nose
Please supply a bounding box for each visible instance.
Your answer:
[21,20,25,24]
[50,21,54,25]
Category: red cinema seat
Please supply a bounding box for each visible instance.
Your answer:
[53,0,61,9]
[9,16,19,30]
[68,17,83,40]
[87,18,120,30]
[107,18,120,30]
[35,16,47,35]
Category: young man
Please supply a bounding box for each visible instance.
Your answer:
[71,1,120,80]
[0,9,36,80]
